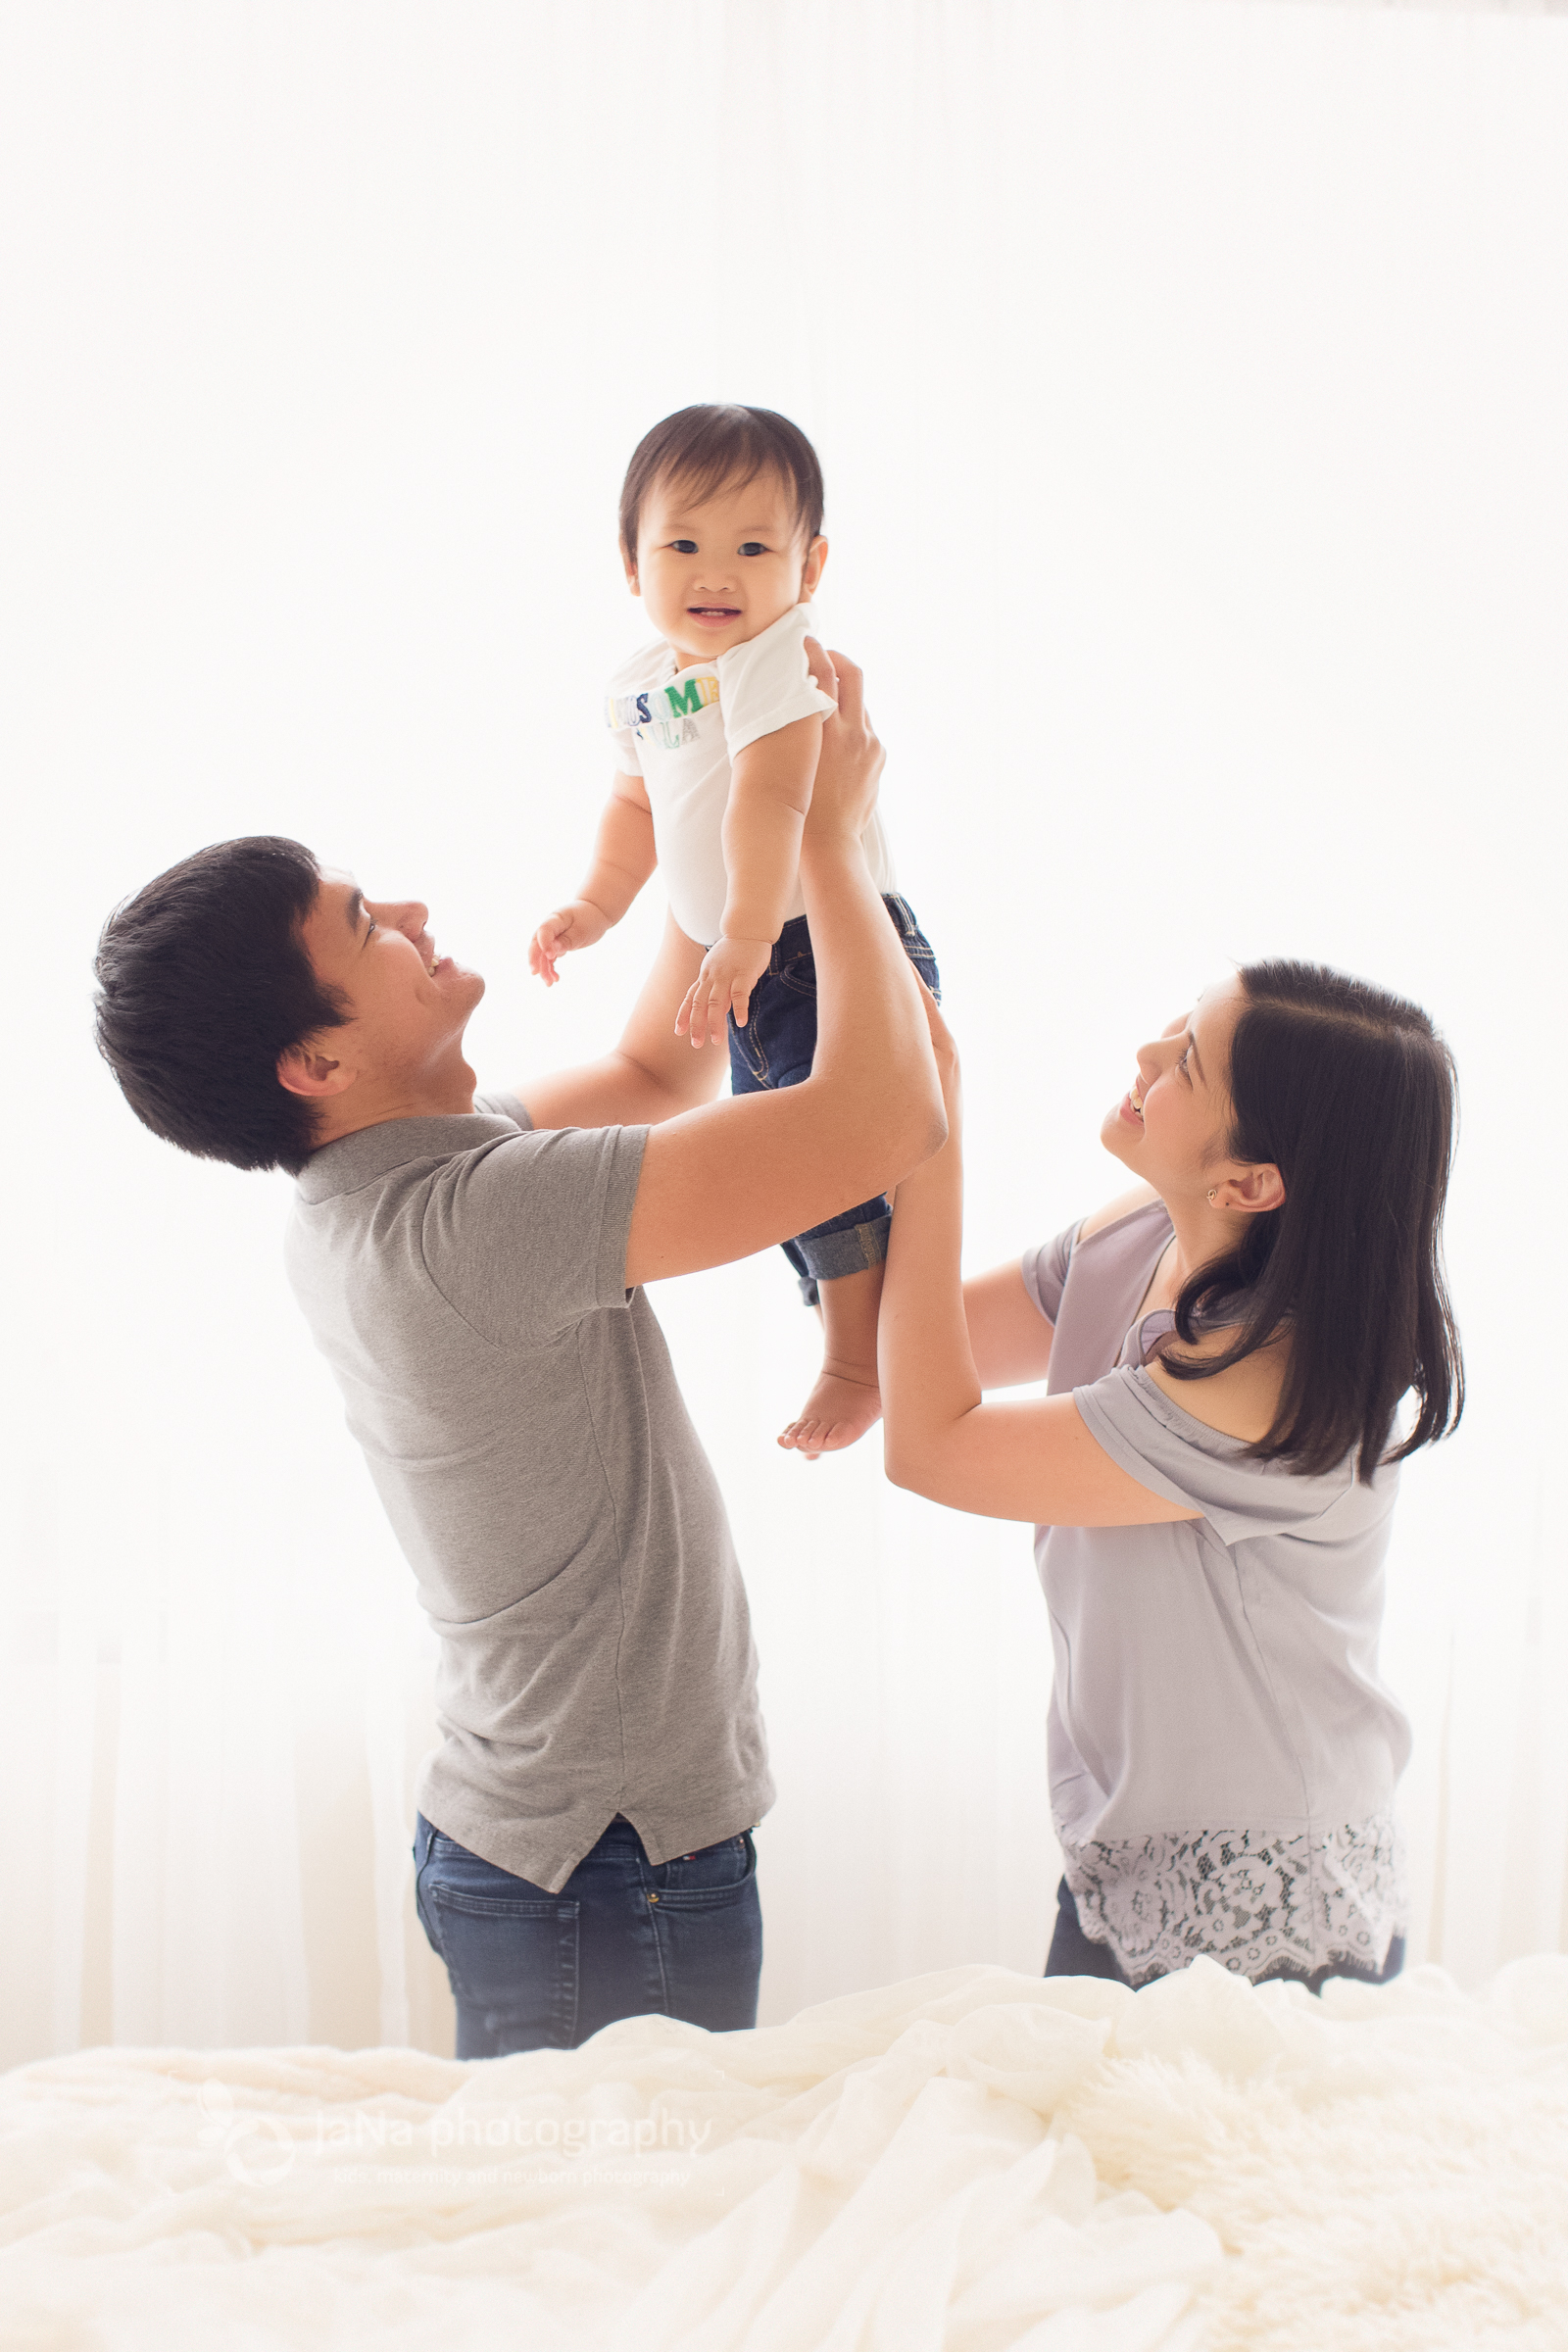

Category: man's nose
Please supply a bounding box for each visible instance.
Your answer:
[368,898,429,936]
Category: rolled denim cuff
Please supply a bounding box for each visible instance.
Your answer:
[795,1213,891,1285]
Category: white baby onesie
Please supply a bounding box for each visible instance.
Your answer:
[605,603,898,948]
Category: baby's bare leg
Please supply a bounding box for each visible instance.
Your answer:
[778,1262,885,1459]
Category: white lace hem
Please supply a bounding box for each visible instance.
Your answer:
[1061,1810,1406,1987]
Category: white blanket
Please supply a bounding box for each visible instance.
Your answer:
[4,1955,1566,2350]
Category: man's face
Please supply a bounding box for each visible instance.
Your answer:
[296,869,485,1099]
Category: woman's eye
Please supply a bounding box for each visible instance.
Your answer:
[670,539,698,555]
[738,541,766,557]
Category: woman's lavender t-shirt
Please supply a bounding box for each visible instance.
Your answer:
[1020,1197,1410,1985]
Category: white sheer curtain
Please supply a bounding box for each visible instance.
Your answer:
[6,0,1565,2069]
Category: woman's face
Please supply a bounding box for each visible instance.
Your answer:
[1101,973,1250,1207]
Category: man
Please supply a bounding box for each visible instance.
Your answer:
[93,659,943,2056]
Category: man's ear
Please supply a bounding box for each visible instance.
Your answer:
[800,534,828,600]
[276,1039,356,1102]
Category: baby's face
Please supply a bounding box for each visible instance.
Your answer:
[627,467,826,667]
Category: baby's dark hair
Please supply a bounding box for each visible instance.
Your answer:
[619,405,824,561]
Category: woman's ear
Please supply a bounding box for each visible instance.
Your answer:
[1221,1163,1286,1216]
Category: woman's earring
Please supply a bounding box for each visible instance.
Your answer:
[1207,1190,1218,1205]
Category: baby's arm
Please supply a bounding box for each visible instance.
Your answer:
[676,712,822,1046]
[530,770,658,986]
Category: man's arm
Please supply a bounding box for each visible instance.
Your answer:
[516,909,729,1131]
[623,659,946,1288]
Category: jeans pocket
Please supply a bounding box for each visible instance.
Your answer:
[775,952,818,1002]
[648,1831,758,1913]
[422,1884,575,1984]
[421,1879,582,2055]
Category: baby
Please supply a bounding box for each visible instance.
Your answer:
[529,404,938,1455]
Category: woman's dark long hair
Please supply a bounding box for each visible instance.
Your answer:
[1160,959,1463,1481]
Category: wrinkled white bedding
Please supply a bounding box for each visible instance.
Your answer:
[4,1955,1567,2351]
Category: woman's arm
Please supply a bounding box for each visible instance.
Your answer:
[964,1182,1164,1386]
[879,1021,1200,1528]
[965,1260,1054,1389]
[677,713,821,1045]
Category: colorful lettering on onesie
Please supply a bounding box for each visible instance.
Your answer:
[604,603,896,952]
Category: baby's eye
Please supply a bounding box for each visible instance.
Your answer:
[738,541,767,557]
[670,539,698,555]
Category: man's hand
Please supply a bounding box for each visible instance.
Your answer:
[529,899,610,986]
[676,935,772,1048]
[802,652,884,848]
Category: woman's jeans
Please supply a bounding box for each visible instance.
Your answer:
[414,1813,763,2058]
[1045,1877,1406,1996]
[728,895,940,1305]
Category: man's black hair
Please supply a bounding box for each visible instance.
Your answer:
[94,836,343,1175]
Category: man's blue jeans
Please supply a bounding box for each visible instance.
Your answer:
[414,1813,763,2057]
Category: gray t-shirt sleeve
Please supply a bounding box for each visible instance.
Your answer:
[422,1120,649,1349]
[475,1088,534,1129]
[1073,1364,1358,1544]
[1021,1222,1079,1324]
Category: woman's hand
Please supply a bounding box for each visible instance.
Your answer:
[801,649,885,848]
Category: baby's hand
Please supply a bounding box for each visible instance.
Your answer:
[529,900,609,986]
[676,937,772,1048]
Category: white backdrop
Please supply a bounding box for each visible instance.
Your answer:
[5,0,1566,2068]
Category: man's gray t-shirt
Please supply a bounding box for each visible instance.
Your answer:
[285,1091,774,1892]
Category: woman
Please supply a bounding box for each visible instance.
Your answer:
[878,962,1461,1989]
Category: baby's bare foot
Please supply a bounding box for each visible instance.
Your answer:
[778,1370,882,1461]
